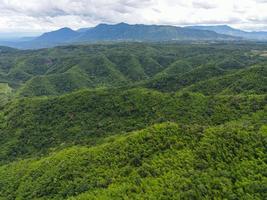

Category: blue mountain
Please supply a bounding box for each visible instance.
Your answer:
[75,23,237,42]
[189,25,267,40]
[0,23,240,49]
[35,27,79,43]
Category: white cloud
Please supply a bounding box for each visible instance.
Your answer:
[0,0,266,32]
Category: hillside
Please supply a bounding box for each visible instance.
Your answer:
[0,42,266,97]
[0,42,266,199]
[184,65,267,95]
[1,87,266,163]
[0,83,12,106]
[0,121,266,200]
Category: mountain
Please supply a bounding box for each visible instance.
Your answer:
[1,27,80,49]
[5,23,267,50]
[0,23,239,49]
[74,22,237,42]
[77,27,92,32]
[189,25,267,40]
[34,27,79,43]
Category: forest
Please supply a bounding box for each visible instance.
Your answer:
[0,42,266,199]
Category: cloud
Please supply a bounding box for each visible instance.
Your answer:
[0,0,266,32]
[192,0,219,9]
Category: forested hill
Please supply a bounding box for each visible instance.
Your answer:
[0,42,266,200]
[0,42,266,98]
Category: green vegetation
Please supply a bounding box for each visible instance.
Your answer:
[0,42,265,97]
[0,42,266,199]
[0,121,266,200]
[184,65,267,95]
[1,87,266,163]
[0,83,12,106]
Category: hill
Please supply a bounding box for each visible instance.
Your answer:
[184,65,267,95]
[17,55,128,96]
[0,42,266,199]
[0,83,12,106]
[0,42,265,97]
[0,120,266,200]
[1,87,266,163]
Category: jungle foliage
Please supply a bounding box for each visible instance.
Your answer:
[0,42,266,199]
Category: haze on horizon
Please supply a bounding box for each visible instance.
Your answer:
[0,0,267,38]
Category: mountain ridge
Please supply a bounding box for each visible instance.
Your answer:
[0,23,240,49]
[189,25,267,40]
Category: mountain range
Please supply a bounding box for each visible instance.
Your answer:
[2,23,267,49]
[0,23,242,49]
[2,23,267,50]
[189,25,267,40]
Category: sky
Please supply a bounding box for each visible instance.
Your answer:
[0,0,267,37]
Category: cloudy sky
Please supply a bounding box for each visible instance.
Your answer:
[0,0,267,36]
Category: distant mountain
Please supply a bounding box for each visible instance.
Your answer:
[188,25,267,40]
[0,27,79,49]
[15,36,37,42]
[77,27,92,32]
[0,23,239,49]
[74,22,237,42]
[35,27,79,43]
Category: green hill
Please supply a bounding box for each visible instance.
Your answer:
[0,42,267,200]
[145,65,226,92]
[154,60,194,79]
[185,65,267,95]
[0,42,265,97]
[0,83,12,106]
[106,52,148,81]
[0,121,266,200]
[1,87,266,163]
[17,55,128,96]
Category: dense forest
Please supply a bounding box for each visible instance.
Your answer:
[0,42,266,199]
